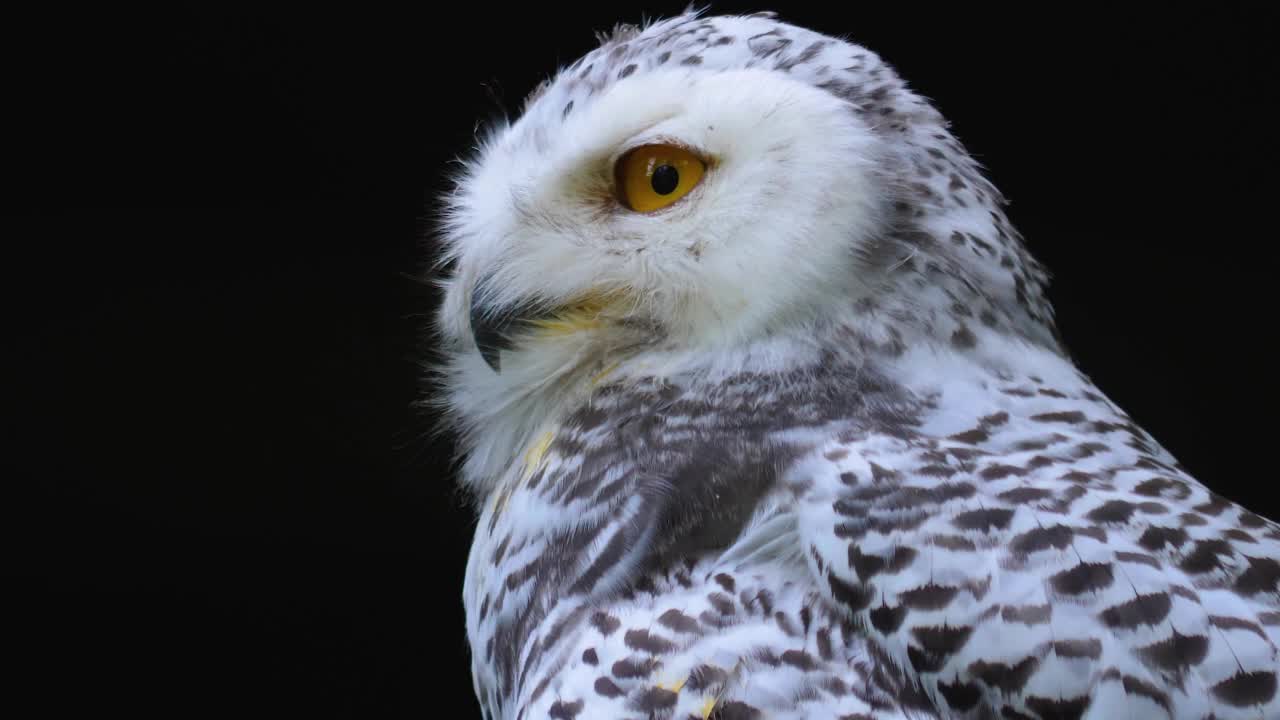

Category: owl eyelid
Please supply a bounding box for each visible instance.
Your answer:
[612,136,705,164]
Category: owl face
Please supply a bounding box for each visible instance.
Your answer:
[436,23,889,378]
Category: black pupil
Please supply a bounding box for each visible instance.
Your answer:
[651,164,679,195]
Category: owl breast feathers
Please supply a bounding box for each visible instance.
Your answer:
[432,11,1280,719]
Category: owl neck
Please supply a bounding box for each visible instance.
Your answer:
[448,286,1067,499]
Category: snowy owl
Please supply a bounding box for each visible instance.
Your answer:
[432,11,1280,719]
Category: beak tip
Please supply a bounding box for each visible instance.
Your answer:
[478,343,502,373]
[470,276,551,375]
[470,284,514,374]
[471,316,508,374]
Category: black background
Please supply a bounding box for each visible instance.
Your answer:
[8,4,1277,717]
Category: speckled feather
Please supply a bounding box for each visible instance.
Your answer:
[435,11,1280,720]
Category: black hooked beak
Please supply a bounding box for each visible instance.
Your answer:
[469,279,546,373]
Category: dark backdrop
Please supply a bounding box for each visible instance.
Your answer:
[8,4,1277,717]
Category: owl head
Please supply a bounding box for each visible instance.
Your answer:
[433,11,1060,487]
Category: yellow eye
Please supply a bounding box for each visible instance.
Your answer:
[615,143,706,213]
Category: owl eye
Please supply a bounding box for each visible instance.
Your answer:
[615,143,706,213]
